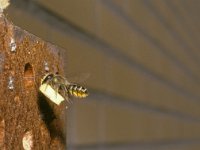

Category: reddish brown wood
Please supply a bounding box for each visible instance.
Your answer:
[0,14,66,149]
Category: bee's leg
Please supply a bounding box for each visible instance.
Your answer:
[60,84,68,102]
[66,94,73,105]
[53,82,60,99]
[59,85,70,110]
[43,77,54,91]
[64,86,73,105]
[61,84,72,104]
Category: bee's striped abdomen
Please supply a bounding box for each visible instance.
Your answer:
[68,84,88,98]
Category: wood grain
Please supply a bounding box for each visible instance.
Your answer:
[0,14,66,149]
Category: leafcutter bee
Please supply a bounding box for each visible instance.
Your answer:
[39,73,89,108]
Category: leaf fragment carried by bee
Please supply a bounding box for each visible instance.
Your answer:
[39,83,65,105]
[0,0,9,12]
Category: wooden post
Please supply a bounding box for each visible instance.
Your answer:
[0,14,66,149]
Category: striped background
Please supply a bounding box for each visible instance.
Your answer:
[7,0,200,149]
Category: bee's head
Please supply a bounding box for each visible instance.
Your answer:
[41,73,54,84]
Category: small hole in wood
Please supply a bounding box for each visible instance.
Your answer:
[24,63,34,88]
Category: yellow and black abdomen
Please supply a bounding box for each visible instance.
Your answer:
[67,84,88,98]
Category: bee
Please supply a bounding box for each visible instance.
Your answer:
[39,73,89,106]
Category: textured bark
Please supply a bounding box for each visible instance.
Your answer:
[0,14,66,149]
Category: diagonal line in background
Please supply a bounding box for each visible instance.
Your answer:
[102,0,200,85]
[143,0,200,74]
[10,0,200,104]
[163,0,200,53]
[90,89,200,122]
[102,0,200,86]
[68,138,200,150]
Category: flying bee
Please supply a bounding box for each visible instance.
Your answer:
[39,73,89,107]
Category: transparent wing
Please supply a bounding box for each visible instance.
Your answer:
[65,72,90,84]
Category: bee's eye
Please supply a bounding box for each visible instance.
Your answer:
[46,74,54,79]
[42,74,53,84]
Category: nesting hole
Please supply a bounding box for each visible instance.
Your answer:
[24,63,34,88]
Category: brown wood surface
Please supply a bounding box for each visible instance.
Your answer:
[0,14,66,149]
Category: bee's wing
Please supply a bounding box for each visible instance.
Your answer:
[59,96,73,110]
[59,84,73,109]
[65,73,90,84]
